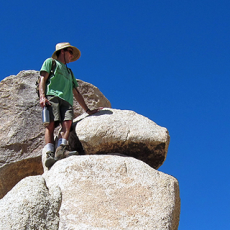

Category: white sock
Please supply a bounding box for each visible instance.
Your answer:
[57,138,67,147]
[45,143,54,152]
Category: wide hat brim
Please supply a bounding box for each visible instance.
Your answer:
[52,42,81,62]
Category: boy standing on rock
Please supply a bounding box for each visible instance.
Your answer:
[39,42,98,168]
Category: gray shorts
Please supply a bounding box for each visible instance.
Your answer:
[47,96,73,124]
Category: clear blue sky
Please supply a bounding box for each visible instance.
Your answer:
[1,1,230,229]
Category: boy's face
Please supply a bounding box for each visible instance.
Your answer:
[64,48,73,63]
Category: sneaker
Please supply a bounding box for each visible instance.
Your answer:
[55,144,79,160]
[45,151,56,168]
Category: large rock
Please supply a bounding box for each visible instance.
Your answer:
[73,108,170,169]
[0,175,61,230]
[0,155,180,230]
[0,70,111,198]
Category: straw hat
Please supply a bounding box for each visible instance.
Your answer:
[52,42,81,62]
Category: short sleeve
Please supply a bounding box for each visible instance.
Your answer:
[40,58,52,74]
[72,73,79,88]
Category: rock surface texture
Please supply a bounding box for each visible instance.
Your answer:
[0,71,111,198]
[0,155,180,230]
[74,108,170,169]
[0,175,61,230]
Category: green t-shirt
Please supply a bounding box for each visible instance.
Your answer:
[40,58,78,106]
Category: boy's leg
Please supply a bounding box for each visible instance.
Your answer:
[55,120,78,159]
[45,121,55,144]
[59,120,72,141]
[44,121,56,168]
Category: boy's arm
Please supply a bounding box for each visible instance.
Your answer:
[39,71,51,108]
[73,87,98,115]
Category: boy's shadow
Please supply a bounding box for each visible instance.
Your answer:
[68,109,113,154]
